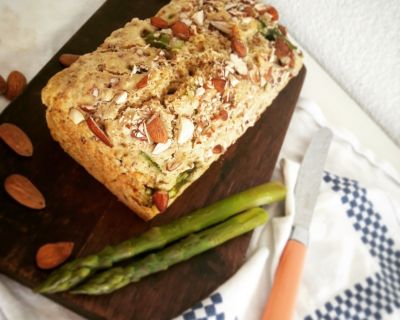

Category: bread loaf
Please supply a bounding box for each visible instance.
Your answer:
[42,0,303,220]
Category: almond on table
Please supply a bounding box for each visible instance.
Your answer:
[0,123,33,157]
[59,54,80,67]
[151,16,169,29]
[5,71,27,101]
[4,174,46,210]
[36,242,75,270]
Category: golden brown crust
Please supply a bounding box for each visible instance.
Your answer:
[42,0,303,220]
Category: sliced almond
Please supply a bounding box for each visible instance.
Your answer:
[115,91,128,104]
[231,38,247,58]
[136,75,148,89]
[59,54,80,67]
[178,117,195,144]
[86,116,113,147]
[146,114,168,144]
[230,54,248,75]
[79,104,97,113]
[153,139,172,155]
[4,174,45,209]
[171,21,191,40]
[91,87,99,97]
[69,108,85,125]
[265,6,279,21]
[150,16,169,29]
[275,38,295,67]
[209,21,232,35]
[0,123,33,157]
[152,190,169,212]
[36,242,74,270]
[192,10,204,26]
[211,78,226,94]
[212,144,224,154]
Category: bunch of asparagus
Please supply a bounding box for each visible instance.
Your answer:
[36,182,285,295]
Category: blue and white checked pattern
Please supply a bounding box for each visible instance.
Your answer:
[305,172,400,320]
[181,293,225,320]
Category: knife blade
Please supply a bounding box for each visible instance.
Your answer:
[262,127,333,320]
[291,127,333,246]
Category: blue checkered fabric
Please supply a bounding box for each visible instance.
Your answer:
[181,293,225,320]
[305,172,400,320]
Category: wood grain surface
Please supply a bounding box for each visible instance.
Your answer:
[0,0,306,319]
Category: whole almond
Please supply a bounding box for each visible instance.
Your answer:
[146,114,168,143]
[4,174,46,209]
[0,75,6,96]
[0,123,33,156]
[5,71,27,100]
[36,242,74,270]
[171,21,190,40]
[59,54,80,67]
[231,38,247,58]
[152,190,169,212]
[151,16,169,29]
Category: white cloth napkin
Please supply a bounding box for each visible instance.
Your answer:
[1,99,400,320]
[174,99,400,320]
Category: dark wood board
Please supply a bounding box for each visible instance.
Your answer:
[0,0,306,318]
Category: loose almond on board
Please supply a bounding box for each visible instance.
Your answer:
[4,174,46,209]
[36,242,74,270]
[5,71,27,101]
[59,54,80,67]
[0,75,6,96]
[0,123,33,157]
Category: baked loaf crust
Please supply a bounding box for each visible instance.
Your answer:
[42,0,303,220]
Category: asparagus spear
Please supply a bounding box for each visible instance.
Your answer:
[36,182,285,293]
[72,207,268,295]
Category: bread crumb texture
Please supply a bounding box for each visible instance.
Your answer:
[42,0,303,220]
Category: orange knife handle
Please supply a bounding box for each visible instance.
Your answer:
[262,239,307,320]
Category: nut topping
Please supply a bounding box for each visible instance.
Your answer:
[150,16,169,29]
[211,78,226,94]
[209,21,232,35]
[192,10,204,26]
[212,144,224,154]
[146,114,168,143]
[153,139,172,155]
[115,91,128,104]
[171,21,191,40]
[152,190,169,212]
[231,38,247,58]
[86,116,113,147]
[136,74,148,89]
[69,108,85,125]
[178,117,195,144]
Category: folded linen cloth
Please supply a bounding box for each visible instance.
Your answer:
[174,99,400,320]
[1,99,399,320]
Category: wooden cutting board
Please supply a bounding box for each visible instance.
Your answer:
[0,0,305,319]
